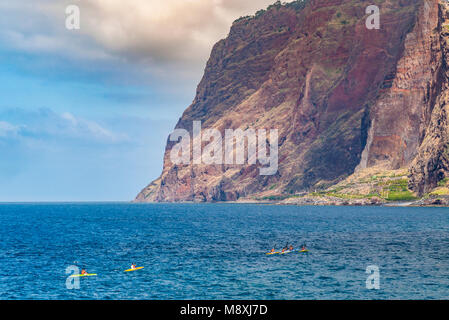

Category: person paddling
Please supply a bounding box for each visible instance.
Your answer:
[131,263,137,270]
[289,245,294,251]
[81,269,88,275]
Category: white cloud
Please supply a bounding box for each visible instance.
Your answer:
[0,30,114,61]
[0,109,127,144]
[60,111,126,143]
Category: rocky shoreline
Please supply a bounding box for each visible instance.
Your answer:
[277,195,449,207]
[141,195,449,207]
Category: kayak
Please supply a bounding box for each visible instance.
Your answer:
[288,249,309,253]
[267,249,309,255]
[124,267,144,272]
[280,250,293,255]
[70,274,97,277]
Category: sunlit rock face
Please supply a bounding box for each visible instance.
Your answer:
[136,0,449,202]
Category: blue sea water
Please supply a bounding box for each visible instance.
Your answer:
[0,203,449,300]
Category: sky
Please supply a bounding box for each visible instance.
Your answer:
[0,0,280,202]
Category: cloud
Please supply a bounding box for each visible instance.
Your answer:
[0,0,281,79]
[1,29,114,61]
[0,121,20,137]
[0,108,127,144]
[59,111,127,143]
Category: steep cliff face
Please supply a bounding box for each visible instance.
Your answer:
[137,0,449,202]
[409,2,449,195]
[358,0,441,171]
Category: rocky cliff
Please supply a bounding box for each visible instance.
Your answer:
[136,0,449,203]
[409,1,449,195]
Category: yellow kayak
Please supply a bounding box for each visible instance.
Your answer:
[287,249,309,254]
[70,274,97,277]
[124,267,144,272]
[266,249,309,255]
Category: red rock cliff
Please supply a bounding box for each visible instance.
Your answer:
[136,0,449,202]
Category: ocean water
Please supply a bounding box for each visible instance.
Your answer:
[0,203,449,300]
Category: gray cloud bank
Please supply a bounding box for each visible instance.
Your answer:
[0,0,282,81]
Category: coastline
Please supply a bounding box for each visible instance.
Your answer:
[133,195,449,207]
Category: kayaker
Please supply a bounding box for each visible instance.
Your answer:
[131,263,136,270]
[289,245,294,251]
[302,244,307,251]
[81,269,88,275]
[270,248,275,253]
